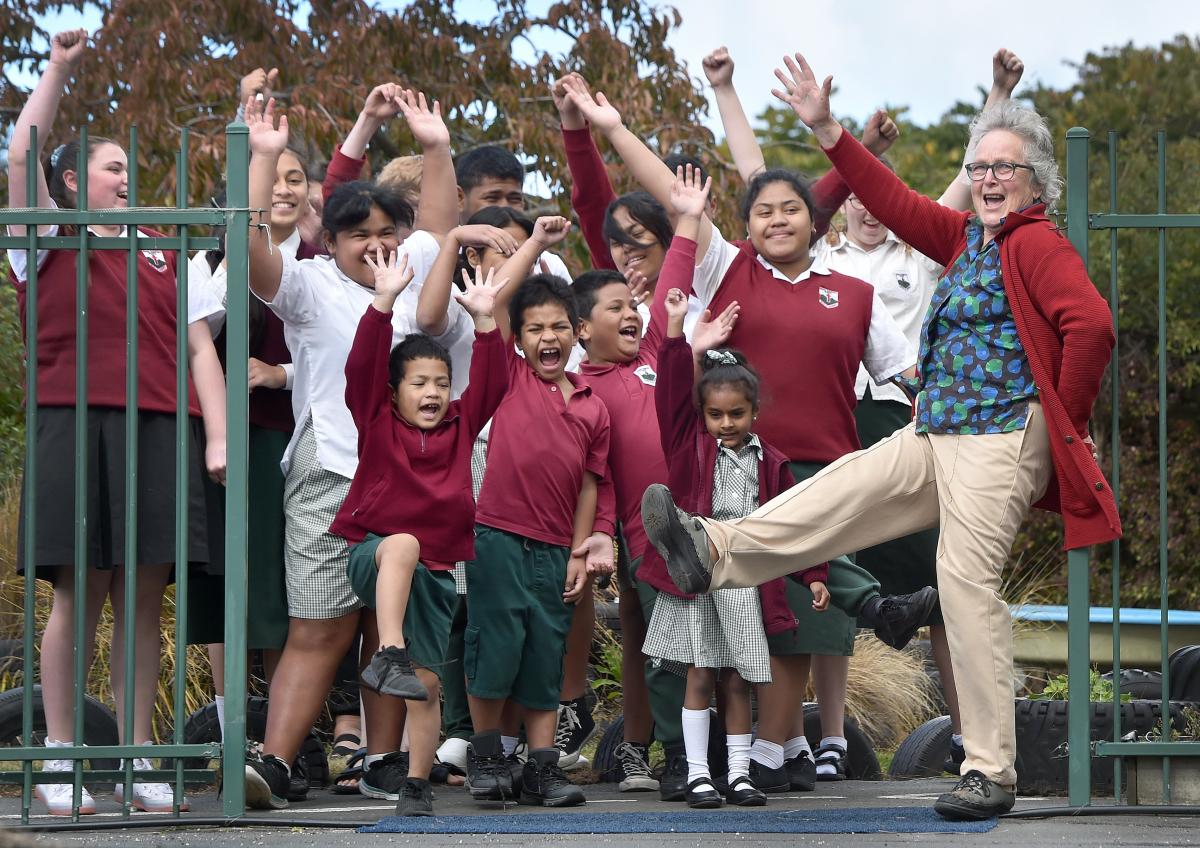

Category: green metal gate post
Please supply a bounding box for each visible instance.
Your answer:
[1064,127,1093,807]
[221,118,251,817]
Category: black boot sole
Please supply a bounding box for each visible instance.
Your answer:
[642,484,711,595]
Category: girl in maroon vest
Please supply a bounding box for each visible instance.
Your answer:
[7,29,228,815]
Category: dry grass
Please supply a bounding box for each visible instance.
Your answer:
[835,636,940,749]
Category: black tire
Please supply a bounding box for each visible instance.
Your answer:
[1168,645,1200,702]
[1101,668,1164,701]
[0,685,121,777]
[1014,698,1186,795]
[593,714,625,782]
[174,696,270,778]
[802,703,881,780]
[889,715,954,778]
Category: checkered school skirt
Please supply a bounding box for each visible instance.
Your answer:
[452,434,489,596]
[642,588,773,684]
[282,419,359,619]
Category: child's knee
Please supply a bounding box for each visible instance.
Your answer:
[377,533,420,566]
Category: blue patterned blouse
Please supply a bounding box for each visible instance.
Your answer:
[913,220,1038,434]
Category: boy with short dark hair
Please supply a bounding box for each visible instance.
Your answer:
[450,215,615,807]
[328,252,511,816]
[454,145,527,215]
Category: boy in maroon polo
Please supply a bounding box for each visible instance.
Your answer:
[328,254,510,816]
[457,216,616,808]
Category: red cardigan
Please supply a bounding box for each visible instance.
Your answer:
[657,334,832,636]
[561,126,851,269]
[823,131,1121,549]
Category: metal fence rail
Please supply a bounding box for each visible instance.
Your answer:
[1064,127,1199,808]
[0,121,250,822]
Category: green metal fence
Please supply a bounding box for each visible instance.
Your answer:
[1065,127,1200,807]
[0,121,251,822]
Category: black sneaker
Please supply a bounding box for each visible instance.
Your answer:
[244,753,290,810]
[466,731,512,801]
[659,746,689,801]
[786,751,817,791]
[520,748,585,807]
[396,777,434,817]
[360,647,429,700]
[933,769,1015,820]
[725,774,767,807]
[555,699,596,769]
[859,586,939,651]
[814,744,847,781]
[943,737,966,776]
[641,484,715,594]
[747,759,791,793]
[506,752,525,795]
[359,751,411,801]
[287,749,309,802]
[614,742,659,792]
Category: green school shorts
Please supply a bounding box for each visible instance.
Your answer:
[463,525,574,712]
[346,533,456,678]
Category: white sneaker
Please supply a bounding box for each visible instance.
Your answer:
[36,757,96,816]
[436,737,470,771]
[113,757,189,812]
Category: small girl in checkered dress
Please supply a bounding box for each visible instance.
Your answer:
[642,286,832,809]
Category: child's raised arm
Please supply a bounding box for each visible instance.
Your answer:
[642,165,710,353]
[554,73,618,270]
[245,96,290,302]
[397,89,456,235]
[323,83,405,203]
[343,248,415,426]
[415,223,519,336]
[8,29,87,231]
[491,215,571,341]
[703,47,765,183]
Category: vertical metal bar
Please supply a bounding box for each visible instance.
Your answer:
[1064,126,1093,808]
[173,128,191,814]
[1107,131,1123,802]
[119,125,139,819]
[1155,130,1171,802]
[70,127,90,822]
[20,124,39,826]
[220,118,250,817]
[173,134,192,818]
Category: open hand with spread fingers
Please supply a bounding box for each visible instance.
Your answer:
[454,264,510,320]
[365,247,414,300]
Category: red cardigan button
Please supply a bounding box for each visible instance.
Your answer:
[1095,481,1104,491]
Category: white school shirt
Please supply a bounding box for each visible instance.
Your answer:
[691,221,915,385]
[261,229,473,479]
[814,232,942,405]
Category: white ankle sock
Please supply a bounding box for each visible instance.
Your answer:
[501,735,518,757]
[214,695,226,740]
[364,752,391,768]
[726,733,752,780]
[816,736,847,775]
[750,738,785,770]
[784,735,812,760]
[681,708,712,784]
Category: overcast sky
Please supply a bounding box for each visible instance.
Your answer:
[22,0,1199,133]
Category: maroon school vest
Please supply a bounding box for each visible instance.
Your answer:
[706,242,873,463]
[12,230,200,416]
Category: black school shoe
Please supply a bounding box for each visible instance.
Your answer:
[359,751,411,801]
[641,484,716,594]
[659,745,689,801]
[814,744,847,782]
[747,759,791,793]
[685,776,723,809]
[933,770,1016,820]
[859,587,939,651]
[725,774,767,807]
[786,751,817,791]
[466,731,512,801]
[360,647,429,701]
[244,753,290,810]
[520,748,585,807]
[396,777,434,817]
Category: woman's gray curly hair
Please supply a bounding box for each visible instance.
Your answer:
[966,100,1062,208]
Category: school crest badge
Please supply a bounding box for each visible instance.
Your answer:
[818,287,839,309]
[896,271,911,290]
[633,364,657,386]
[142,249,168,272]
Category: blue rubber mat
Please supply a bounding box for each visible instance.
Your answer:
[359,806,998,834]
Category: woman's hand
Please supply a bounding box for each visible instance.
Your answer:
[771,53,840,146]
[245,96,289,157]
[49,29,88,73]
[668,164,712,219]
[561,76,623,136]
[992,48,1025,97]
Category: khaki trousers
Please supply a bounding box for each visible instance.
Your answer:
[703,404,1053,787]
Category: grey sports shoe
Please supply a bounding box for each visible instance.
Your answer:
[933,769,1015,820]
[641,484,714,594]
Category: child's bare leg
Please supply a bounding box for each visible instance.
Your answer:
[207,645,225,695]
[684,666,716,711]
[559,589,594,701]
[468,695,506,734]
[522,707,558,750]
[930,625,963,734]
[108,563,172,744]
[405,669,441,779]
[40,567,110,742]
[374,534,420,649]
[811,653,849,778]
[618,587,652,744]
[360,611,405,755]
